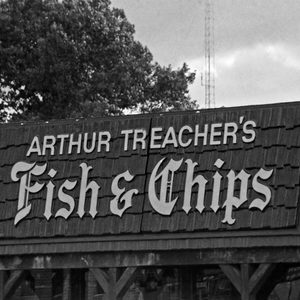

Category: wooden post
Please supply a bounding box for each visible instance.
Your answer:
[90,267,138,300]
[241,264,253,300]
[86,270,97,300]
[220,263,276,300]
[62,269,71,300]
[0,271,4,300]
[106,268,117,300]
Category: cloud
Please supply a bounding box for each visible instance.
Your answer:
[185,43,300,107]
[265,45,300,71]
[216,44,300,72]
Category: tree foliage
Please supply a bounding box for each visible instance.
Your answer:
[0,0,197,121]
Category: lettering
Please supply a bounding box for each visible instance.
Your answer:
[25,116,257,155]
[10,156,273,226]
[222,170,251,225]
[11,162,46,225]
[26,132,111,157]
[110,171,138,216]
[77,163,100,218]
[9,116,270,228]
[148,158,183,215]
[183,159,207,214]
[55,180,76,219]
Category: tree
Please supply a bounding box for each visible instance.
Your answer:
[0,0,197,121]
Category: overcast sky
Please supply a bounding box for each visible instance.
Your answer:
[111,0,300,108]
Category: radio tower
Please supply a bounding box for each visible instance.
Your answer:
[204,0,215,108]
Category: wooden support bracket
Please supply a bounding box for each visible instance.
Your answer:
[4,270,26,300]
[90,267,138,300]
[116,267,138,299]
[220,263,276,300]
[219,264,241,294]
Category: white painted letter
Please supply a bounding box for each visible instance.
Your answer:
[26,136,42,156]
[121,129,133,151]
[242,120,256,143]
[195,124,208,146]
[133,129,146,150]
[178,126,193,148]
[210,123,222,145]
[183,159,207,214]
[44,168,57,220]
[222,169,250,225]
[211,159,225,213]
[55,180,76,219]
[98,131,111,152]
[57,134,69,155]
[150,127,163,149]
[42,135,56,156]
[77,163,100,218]
[11,162,47,225]
[83,132,96,153]
[68,133,82,154]
[223,122,238,144]
[110,171,138,217]
[249,168,273,210]
[148,158,182,215]
[162,127,178,148]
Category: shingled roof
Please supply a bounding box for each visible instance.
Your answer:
[0,101,299,255]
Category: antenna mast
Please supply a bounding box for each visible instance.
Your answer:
[204,0,215,108]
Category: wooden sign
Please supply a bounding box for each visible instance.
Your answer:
[0,102,300,248]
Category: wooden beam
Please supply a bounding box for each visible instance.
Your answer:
[90,267,138,300]
[4,270,26,299]
[219,264,241,294]
[116,267,138,299]
[90,268,109,294]
[220,263,277,300]
[249,264,276,296]
[0,248,298,270]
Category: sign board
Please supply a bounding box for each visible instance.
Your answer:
[0,102,300,249]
